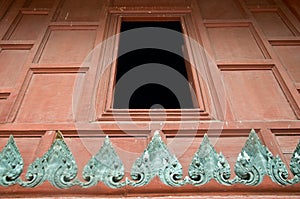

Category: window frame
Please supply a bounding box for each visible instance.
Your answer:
[95,9,213,121]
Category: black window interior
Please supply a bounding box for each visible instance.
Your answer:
[113,21,195,109]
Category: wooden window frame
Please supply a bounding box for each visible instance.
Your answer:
[95,9,214,121]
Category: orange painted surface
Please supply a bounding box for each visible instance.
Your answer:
[0,0,299,198]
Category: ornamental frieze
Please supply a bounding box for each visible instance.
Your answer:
[0,130,299,189]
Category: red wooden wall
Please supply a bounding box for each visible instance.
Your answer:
[0,0,300,198]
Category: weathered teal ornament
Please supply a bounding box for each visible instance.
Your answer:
[128,130,186,187]
[267,154,291,185]
[233,129,269,185]
[188,134,231,186]
[232,129,300,186]
[0,135,23,186]
[289,139,300,184]
[81,136,125,188]
[0,129,299,189]
[19,131,78,188]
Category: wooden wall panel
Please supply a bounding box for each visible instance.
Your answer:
[283,0,300,21]
[0,0,13,20]
[206,26,266,60]
[0,0,25,38]
[0,49,28,88]
[244,0,275,5]
[112,0,191,7]
[275,134,300,163]
[273,45,300,84]
[0,92,10,100]
[15,73,84,123]
[110,137,147,171]
[38,29,96,64]
[252,10,296,37]
[5,13,48,40]
[0,101,6,119]
[55,0,102,21]
[223,70,296,120]
[26,0,55,8]
[197,0,244,19]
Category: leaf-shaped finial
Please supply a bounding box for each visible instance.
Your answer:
[233,129,269,186]
[188,134,231,185]
[82,136,125,188]
[20,131,78,188]
[0,135,23,186]
[128,130,186,187]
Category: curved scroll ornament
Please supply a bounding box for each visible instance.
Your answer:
[128,131,186,187]
[233,129,269,186]
[188,135,231,186]
[289,140,300,184]
[81,136,125,188]
[0,135,23,186]
[20,131,78,188]
[267,154,291,185]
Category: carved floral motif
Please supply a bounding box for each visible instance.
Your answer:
[128,130,186,187]
[0,135,23,186]
[82,136,126,188]
[0,129,299,188]
[19,131,78,188]
[188,134,231,185]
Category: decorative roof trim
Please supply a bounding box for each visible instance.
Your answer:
[0,129,299,188]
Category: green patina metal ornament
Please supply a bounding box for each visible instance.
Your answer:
[19,131,78,188]
[0,129,299,189]
[128,130,186,187]
[267,154,291,185]
[0,135,23,186]
[233,129,300,186]
[188,134,231,186]
[233,129,269,185]
[81,136,126,188]
[289,139,300,184]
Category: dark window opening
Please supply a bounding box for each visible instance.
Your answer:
[129,83,180,109]
[113,21,195,109]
